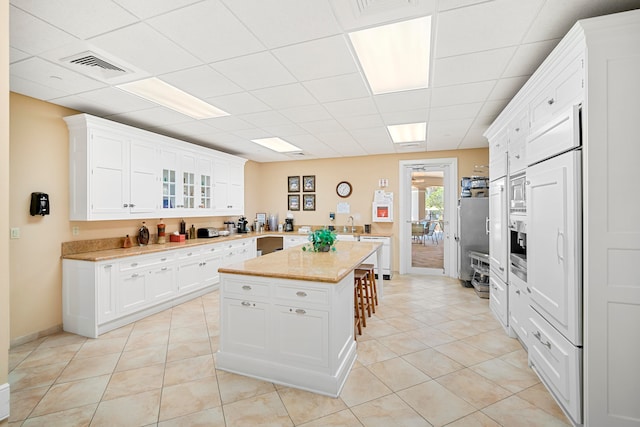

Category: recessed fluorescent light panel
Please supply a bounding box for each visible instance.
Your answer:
[387,122,427,143]
[117,77,229,119]
[251,137,302,153]
[349,16,431,95]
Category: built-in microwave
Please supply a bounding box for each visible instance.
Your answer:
[509,172,526,213]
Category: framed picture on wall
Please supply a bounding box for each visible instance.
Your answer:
[288,194,300,211]
[303,194,316,211]
[288,176,300,193]
[303,175,315,192]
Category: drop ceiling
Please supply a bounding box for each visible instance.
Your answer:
[9,0,640,162]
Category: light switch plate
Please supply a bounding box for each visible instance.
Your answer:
[0,383,9,421]
[10,227,20,239]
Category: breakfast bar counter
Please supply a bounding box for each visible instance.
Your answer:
[216,241,382,397]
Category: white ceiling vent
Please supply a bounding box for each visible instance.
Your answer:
[61,51,130,80]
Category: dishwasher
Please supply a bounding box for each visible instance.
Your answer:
[468,251,490,298]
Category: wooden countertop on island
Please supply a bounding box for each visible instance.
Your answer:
[218,241,381,283]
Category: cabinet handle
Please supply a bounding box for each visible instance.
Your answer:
[242,285,252,291]
[515,154,520,159]
[187,252,193,256]
[499,266,504,272]
[201,262,206,266]
[527,287,531,293]
[485,217,490,234]
[105,264,112,268]
[295,309,306,315]
[241,301,251,306]
[515,127,520,132]
[131,262,138,267]
[556,229,565,262]
[161,267,167,271]
[210,248,216,252]
[160,257,167,261]
[123,203,129,207]
[515,289,520,295]
[131,273,139,278]
[129,203,135,208]
[296,291,307,297]
[547,98,555,105]
[533,331,552,349]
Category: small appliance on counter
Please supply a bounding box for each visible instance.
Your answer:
[285,218,294,232]
[224,221,236,234]
[237,217,249,233]
[197,227,219,238]
[460,176,488,198]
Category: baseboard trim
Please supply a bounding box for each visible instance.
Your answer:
[10,324,62,349]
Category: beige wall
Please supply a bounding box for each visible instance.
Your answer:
[1,0,10,407]
[8,91,488,345]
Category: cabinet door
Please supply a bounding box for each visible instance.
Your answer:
[177,251,202,294]
[489,128,508,180]
[182,153,197,210]
[148,264,177,303]
[274,305,329,367]
[201,245,223,285]
[161,149,178,213]
[489,177,508,282]
[508,277,530,347]
[129,140,158,214]
[489,275,508,328]
[283,236,308,249]
[90,129,128,216]
[98,263,117,323]
[213,157,230,212]
[228,161,244,214]
[119,271,148,315]
[527,150,581,345]
[222,298,269,355]
[197,157,213,211]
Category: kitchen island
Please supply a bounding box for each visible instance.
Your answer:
[216,240,382,397]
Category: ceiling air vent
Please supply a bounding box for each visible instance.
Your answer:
[62,51,130,80]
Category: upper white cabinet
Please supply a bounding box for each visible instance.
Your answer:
[65,114,247,220]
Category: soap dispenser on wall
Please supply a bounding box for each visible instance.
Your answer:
[30,192,50,216]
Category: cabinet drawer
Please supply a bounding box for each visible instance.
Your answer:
[528,309,582,425]
[223,280,270,299]
[275,285,329,306]
[119,253,174,272]
[489,275,508,328]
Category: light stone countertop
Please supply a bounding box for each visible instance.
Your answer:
[218,240,382,283]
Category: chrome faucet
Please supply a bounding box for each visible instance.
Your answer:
[348,216,355,233]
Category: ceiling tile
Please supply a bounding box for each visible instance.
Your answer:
[374,89,430,113]
[430,81,495,107]
[240,110,292,128]
[10,75,68,100]
[300,119,345,134]
[251,83,317,110]
[261,123,307,137]
[323,98,378,119]
[161,65,242,99]
[428,118,473,138]
[476,99,510,121]
[303,73,370,103]
[89,22,201,75]
[211,51,296,91]
[436,0,544,58]
[349,127,392,145]
[113,0,202,19]
[105,107,193,128]
[487,76,529,101]
[222,0,342,48]
[437,0,491,12]
[427,140,460,151]
[233,128,272,140]
[381,109,429,125]
[10,47,31,63]
[206,92,270,115]
[431,47,516,87]
[272,35,358,81]
[147,1,265,63]
[10,6,77,55]
[337,114,385,130]
[502,39,559,78]
[429,102,483,121]
[149,120,219,138]
[14,0,138,39]
[279,104,332,123]
[10,57,107,94]
[57,87,158,114]
[202,116,254,132]
[329,0,436,31]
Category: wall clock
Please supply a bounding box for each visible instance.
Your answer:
[336,181,352,198]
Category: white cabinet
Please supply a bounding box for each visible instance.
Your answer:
[274,305,329,368]
[489,275,508,329]
[508,274,530,348]
[527,150,582,346]
[198,157,213,210]
[359,236,392,279]
[176,248,204,294]
[283,235,309,250]
[160,149,214,216]
[488,128,508,181]
[213,155,246,215]
[97,263,117,324]
[222,298,270,355]
[222,238,257,266]
[488,178,508,283]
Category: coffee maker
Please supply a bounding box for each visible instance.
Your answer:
[284,218,294,232]
[237,217,249,233]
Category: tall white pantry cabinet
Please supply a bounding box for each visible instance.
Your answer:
[484,10,640,427]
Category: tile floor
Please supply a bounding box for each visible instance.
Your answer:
[8,274,571,426]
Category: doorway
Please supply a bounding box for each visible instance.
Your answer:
[399,158,458,277]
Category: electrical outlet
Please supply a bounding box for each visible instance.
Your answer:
[10,227,20,239]
[72,226,80,236]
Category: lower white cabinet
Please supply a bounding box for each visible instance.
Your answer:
[508,275,531,348]
[274,305,329,368]
[283,235,308,249]
[489,275,508,331]
[222,298,270,355]
[63,237,256,338]
[359,236,392,279]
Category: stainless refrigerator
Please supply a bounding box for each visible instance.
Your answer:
[456,197,489,284]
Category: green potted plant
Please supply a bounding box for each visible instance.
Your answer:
[303,228,337,252]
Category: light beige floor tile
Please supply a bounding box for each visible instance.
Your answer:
[297,408,363,427]
[367,357,430,391]
[158,407,226,427]
[74,336,128,359]
[216,370,275,404]
[377,332,429,356]
[340,367,392,407]
[99,323,133,339]
[499,348,529,370]
[406,326,457,347]
[115,344,167,372]
[103,364,164,401]
[21,404,97,427]
[361,320,403,338]
[38,332,87,349]
[168,325,210,344]
[354,339,398,366]
[278,386,347,425]
[91,389,161,426]
[124,330,169,351]
[9,337,46,353]
[434,341,494,367]
[163,354,215,387]
[402,348,464,378]
[166,337,212,362]
[444,411,501,427]
[462,330,523,357]
[222,391,293,426]
[30,374,110,417]
[8,362,67,391]
[9,386,49,422]
[470,359,539,393]
[351,393,430,427]
[56,353,119,383]
[397,381,476,426]
[382,316,426,332]
[517,383,570,422]
[15,344,80,369]
[482,395,571,426]
[8,350,31,371]
[436,368,512,409]
[159,376,222,421]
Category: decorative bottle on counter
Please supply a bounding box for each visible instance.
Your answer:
[123,234,132,248]
[179,219,186,235]
[189,224,196,240]
[157,219,166,244]
[138,221,150,246]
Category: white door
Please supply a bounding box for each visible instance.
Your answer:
[90,129,128,216]
[489,177,508,282]
[527,150,581,345]
[399,159,458,277]
[129,140,158,214]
